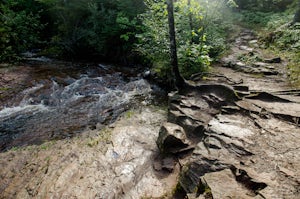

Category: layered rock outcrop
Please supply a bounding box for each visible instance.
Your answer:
[156,29,300,199]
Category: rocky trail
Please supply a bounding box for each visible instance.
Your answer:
[0,29,299,199]
[156,29,300,198]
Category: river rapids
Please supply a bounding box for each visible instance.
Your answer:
[0,63,162,151]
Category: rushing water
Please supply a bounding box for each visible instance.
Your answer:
[0,63,163,151]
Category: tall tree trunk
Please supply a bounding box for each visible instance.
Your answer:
[166,0,185,89]
[188,0,194,43]
[293,0,300,24]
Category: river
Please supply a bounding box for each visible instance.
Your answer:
[0,61,164,151]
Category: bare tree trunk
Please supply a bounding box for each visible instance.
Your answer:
[188,0,194,43]
[166,0,185,89]
[293,0,300,24]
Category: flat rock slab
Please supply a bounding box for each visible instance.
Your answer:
[203,169,255,199]
[244,99,300,118]
[0,107,179,199]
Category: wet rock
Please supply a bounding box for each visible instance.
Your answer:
[157,68,300,198]
[245,92,292,102]
[156,122,190,154]
[221,59,279,76]
[168,89,300,197]
[221,57,242,70]
[236,61,247,68]
[245,66,278,75]
[0,70,155,151]
[142,70,151,78]
[221,105,241,114]
[237,92,300,123]
[221,57,237,68]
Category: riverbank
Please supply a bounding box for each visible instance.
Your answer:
[0,106,181,198]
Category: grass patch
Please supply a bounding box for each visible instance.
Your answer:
[237,10,275,30]
[275,51,300,87]
[0,87,11,91]
[87,128,112,147]
[237,52,263,65]
[124,110,135,119]
[39,140,56,150]
[10,146,20,151]
[238,8,300,88]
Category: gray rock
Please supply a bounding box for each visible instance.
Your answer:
[179,158,229,194]
[156,122,191,154]
[201,169,265,199]
[162,156,176,171]
[168,84,238,139]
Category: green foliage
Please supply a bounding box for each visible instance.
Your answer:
[269,23,300,50]
[238,11,275,28]
[198,0,238,58]
[178,42,211,77]
[235,0,294,11]
[0,0,44,62]
[136,0,239,80]
[125,110,135,119]
[287,52,300,87]
[135,0,172,79]
[258,9,300,87]
[38,0,145,60]
[87,128,112,147]
[238,52,262,64]
[0,0,237,69]
[266,23,300,86]
[136,0,212,79]
[263,11,299,49]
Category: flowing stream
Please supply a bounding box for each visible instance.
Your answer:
[0,62,163,151]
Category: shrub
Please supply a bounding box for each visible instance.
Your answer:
[0,1,43,62]
[136,0,212,79]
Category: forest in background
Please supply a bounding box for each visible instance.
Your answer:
[0,0,299,85]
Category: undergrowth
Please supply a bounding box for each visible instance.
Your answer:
[262,20,300,87]
[246,8,300,87]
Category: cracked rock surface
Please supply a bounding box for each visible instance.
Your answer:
[157,29,300,199]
